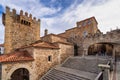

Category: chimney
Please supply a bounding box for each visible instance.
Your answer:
[44,29,48,36]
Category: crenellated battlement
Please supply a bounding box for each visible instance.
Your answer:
[3,6,40,54]
[4,6,40,26]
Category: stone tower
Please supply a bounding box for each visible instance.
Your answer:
[2,6,40,53]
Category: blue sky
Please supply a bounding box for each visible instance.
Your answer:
[0,5,4,14]
[0,0,120,43]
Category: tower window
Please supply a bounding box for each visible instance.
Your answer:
[48,55,52,62]
[21,20,24,24]
[21,20,31,26]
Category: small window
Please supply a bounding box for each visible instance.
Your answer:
[88,20,91,24]
[21,20,24,24]
[21,20,31,26]
[48,55,52,62]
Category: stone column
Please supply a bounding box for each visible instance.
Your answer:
[82,49,88,56]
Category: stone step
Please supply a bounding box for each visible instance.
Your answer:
[41,69,87,80]
[55,67,97,80]
[62,57,108,73]
[41,56,112,80]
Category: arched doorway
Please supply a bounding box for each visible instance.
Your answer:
[11,68,29,80]
[88,43,113,56]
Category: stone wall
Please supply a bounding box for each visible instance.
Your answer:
[51,35,67,43]
[58,17,99,38]
[41,34,67,43]
[41,35,52,43]
[3,6,40,53]
[33,48,59,80]
[57,43,74,63]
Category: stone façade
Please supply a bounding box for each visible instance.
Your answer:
[2,6,40,54]
[58,17,100,38]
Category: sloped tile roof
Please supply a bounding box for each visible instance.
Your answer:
[0,50,34,63]
[31,40,59,49]
[19,40,59,49]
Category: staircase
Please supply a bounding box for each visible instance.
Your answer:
[40,56,112,80]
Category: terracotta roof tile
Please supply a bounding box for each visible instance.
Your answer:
[0,50,34,63]
[31,40,59,49]
[18,40,59,49]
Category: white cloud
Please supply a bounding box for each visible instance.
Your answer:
[41,0,120,35]
[0,0,61,17]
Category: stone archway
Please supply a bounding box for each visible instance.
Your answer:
[11,68,29,80]
[88,43,113,56]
